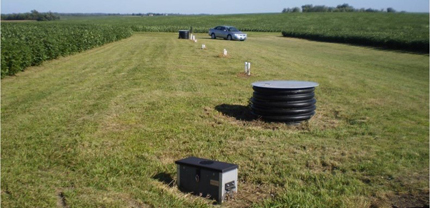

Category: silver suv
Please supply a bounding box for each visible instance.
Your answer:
[208,26,247,41]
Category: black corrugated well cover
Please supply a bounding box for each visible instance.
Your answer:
[178,30,190,39]
[251,80,319,123]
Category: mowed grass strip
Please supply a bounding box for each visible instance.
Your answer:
[2,32,428,207]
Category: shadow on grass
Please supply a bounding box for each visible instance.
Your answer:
[215,104,256,121]
[152,172,175,187]
[153,172,219,204]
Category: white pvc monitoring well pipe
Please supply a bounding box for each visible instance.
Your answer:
[245,62,251,75]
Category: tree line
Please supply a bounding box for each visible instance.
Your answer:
[1,10,60,21]
[283,4,398,13]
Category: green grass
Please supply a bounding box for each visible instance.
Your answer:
[2,32,428,207]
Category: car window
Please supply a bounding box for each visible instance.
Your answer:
[228,27,239,32]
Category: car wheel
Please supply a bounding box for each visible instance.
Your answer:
[227,35,232,40]
[211,33,216,39]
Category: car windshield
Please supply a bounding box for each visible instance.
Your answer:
[227,27,239,32]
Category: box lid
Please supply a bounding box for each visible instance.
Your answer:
[175,157,238,173]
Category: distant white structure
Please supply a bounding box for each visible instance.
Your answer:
[223,49,227,56]
[202,44,206,49]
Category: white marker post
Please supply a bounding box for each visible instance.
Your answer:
[202,44,206,49]
[247,62,251,76]
[245,62,248,73]
[223,49,227,56]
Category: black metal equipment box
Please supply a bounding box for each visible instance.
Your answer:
[175,157,238,203]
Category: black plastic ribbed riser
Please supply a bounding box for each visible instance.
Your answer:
[178,30,190,39]
[251,81,319,123]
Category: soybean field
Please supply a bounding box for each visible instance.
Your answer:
[1,23,133,77]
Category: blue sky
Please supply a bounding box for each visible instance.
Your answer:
[2,0,429,14]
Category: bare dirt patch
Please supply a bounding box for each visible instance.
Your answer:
[371,190,429,208]
[56,190,69,208]
[153,172,279,207]
[222,182,279,207]
[370,171,429,208]
[389,191,429,208]
[217,53,230,58]
[236,72,253,78]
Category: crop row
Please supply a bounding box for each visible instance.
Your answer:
[281,30,429,52]
[1,23,133,77]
